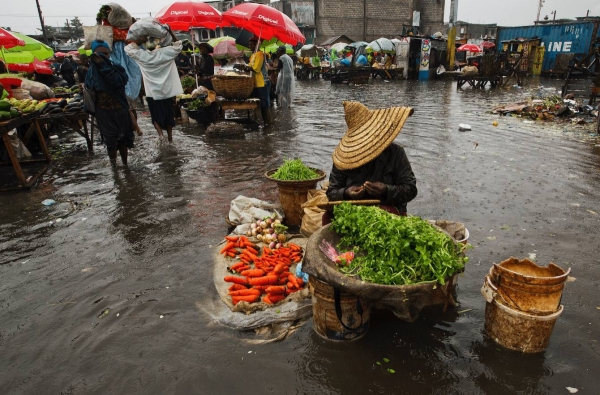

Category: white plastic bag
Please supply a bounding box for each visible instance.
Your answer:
[126,18,171,45]
[8,131,32,159]
[228,195,282,226]
[20,80,55,100]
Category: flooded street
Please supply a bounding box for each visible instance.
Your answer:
[1,78,599,394]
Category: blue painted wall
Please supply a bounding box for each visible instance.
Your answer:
[497,22,600,72]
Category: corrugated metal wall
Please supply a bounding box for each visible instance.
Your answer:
[497,22,600,72]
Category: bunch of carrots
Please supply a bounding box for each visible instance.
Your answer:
[220,235,305,305]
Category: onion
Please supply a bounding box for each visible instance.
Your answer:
[250,223,257,229]
[265,218,273,226]
[255,227,262,234]
[269,242,276,249]
[251,229,257,236]
[268,228,275,234]
[275,243,282,249]
[246,230,252,237]
[260,221,267,228]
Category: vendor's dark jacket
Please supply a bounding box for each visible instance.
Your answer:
[326,143,417,213]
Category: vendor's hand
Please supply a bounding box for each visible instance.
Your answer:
[90,53,104,64]
[363,181,387,197]
[345,185,366,200]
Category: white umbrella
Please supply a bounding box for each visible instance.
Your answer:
[367,38,395,53]
[329,42,349,53]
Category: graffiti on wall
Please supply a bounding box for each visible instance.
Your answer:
[290,2,314,25]
[420,39,431,70]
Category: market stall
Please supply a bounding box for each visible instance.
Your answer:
[0,111,51,190]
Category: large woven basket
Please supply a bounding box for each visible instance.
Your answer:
[212,75,255,100]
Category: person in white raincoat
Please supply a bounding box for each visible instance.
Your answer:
[125,29,183,142]
[275,46,295,108]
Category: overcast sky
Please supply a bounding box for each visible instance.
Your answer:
[1,0,599,35]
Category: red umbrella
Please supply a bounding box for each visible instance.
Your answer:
[155,1,227,30]
[7,58,53,74]
[223,3,305,46]
[457,43,482,53]
[0,28,26,49]
[480,41,495,49]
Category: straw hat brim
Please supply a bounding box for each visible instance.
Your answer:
[332,101,414,170]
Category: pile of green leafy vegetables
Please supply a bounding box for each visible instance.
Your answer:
[186,98,209,110]
[270,159,320,181]
[332,203,468,285]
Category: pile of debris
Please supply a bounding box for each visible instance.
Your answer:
[492,95,599,125]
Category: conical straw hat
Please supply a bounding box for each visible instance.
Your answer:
[332,101,414,170]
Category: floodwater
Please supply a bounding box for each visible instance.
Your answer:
[1,78,599,394]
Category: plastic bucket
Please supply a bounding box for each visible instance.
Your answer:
[309,277,371,341]
[489,258,569,314]
[493,257,570,286]
[484,298,563,353]
[265,169,326,226]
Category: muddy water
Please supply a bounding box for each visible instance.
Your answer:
[1,78,599,394]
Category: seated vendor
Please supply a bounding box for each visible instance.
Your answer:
[324,101,417,224]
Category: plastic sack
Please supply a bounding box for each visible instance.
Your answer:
[107,3,133,29]
[126,18,171,46]
[228,195,282,227]
[7,131,32,159]
[83,25,114,49]
[20,79,55,100]
[300,189,328,237]
[11,88,32,100]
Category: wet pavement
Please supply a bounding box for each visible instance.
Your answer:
[1,78,599,394]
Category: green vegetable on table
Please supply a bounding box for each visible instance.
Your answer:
[186,98,209,110]
[180,76,196,90]
[270,159,319,181]
[332,203,469,286]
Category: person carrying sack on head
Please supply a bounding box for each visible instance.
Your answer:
[85,40,135,167]
[324,101,418,225]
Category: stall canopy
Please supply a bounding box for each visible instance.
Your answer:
[457,43,482,53]
[366,38,396,53]
[223,3,305,46]
[154,1,228,30]
[7,58,53,74]
[5,32,54,60]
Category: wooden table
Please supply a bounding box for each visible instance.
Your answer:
[35,112,93,152]
[215,98,261,127]
[0,111,51,190]
[456,75,502,89]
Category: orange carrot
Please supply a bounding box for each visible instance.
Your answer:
[263,247,272,255]
[252,285,268,293]
[240,269,265,277]
[269,294,286,303]
[248,275,279,286]
[229,262,245,271]
[272,263,286,274]
[287,281,295,289]
[224,276,249,285]
[288,274,302,289]
[228,288,261,296]
[265,286,286,295]
[262,295,273,304]
[245,246,259,255]
[224,235,239,242]
[220,241,236,254]
[226,250,236,258]
[231,295,260,305]
[229,284,247,291]
[235,265,251,273]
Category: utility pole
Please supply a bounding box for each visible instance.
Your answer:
[35,0,49,44]
[447,0,458,71]
[536,0,545,23]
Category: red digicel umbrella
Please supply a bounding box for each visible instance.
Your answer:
[480,41,495,49]
[457,43,482,53]
[155,1,227,30]
[0,28,26,49]
[223,3,305,46]
[7,58,53,74]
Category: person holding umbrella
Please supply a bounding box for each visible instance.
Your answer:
[235,36,271,125]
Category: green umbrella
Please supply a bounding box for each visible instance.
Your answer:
[78,44,92,57]
[207,36,248,53]
[5,32,54,60]
[0,50,35,64]
[263,43,294,54]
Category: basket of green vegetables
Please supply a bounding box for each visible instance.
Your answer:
[265,159,326,226]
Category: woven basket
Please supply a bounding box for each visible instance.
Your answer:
[212,75,254,100]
